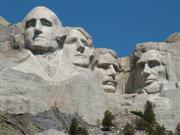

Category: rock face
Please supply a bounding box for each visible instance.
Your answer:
[124,41,180,131]
[0,16,10,29]
[0,6,180,134]
[35,129,65,135]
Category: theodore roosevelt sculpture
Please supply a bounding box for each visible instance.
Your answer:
[93,48,118,93]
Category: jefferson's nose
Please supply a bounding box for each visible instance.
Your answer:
[76,40,85,53]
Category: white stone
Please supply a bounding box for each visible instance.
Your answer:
[93,48,118,93]
[23,6,62,54]
[35,129,66,135]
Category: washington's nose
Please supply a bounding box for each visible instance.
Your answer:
[77,40,85,53]
[34,30,42,37]
[34,20,42,31]
[33,21,42,39]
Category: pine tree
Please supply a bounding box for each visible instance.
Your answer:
[143,101,156,124]
[69,117,78,135]
[167,130,174,135]
[152,124,166,135]
[82,127,89,135]
[175,123,180,135]
[143,101,156,135]
[123,123,134,135]
[102,110,115,130]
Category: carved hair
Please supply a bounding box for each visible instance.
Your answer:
[61,27,94,47]
[133,42,168,65]
[23,6,62,27]
[91,48,118,70]
[94,48,117,59]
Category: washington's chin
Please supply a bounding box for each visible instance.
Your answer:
[103,85,116,93]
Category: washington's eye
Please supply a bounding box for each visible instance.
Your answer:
[149,60,160,68]
[41,18,52,26]
[25,19,36,29]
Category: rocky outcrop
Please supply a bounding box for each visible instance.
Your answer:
[0,16,10,29]
[0,6,180,134]
[166,32,180,43]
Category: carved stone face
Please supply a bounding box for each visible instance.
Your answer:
[94,53,118,93]
[136,50,167,93]
[24,7,61,54]
[63,29,94,68]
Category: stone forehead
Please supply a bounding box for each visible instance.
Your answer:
[63,27,94,47]
[137,50,163,63]
[133,42,169,64]
[68,29,86,38]
[23,6,62,26]
[95,48,117,59]
[94,48,117,65]
[63,27,92,40]
[98,53,117,64]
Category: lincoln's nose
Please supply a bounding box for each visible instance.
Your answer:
[142,64,151,77]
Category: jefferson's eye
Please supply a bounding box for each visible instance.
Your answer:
[25,19,36,29]
[149,61,160,68]
[65,38,77,44]
[81,39,88,47]
[41,18,52,26]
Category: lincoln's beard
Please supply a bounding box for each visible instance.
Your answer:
[143,81,160,94]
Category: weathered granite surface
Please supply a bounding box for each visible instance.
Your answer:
[0,16,10,29]
[0,6,180,134]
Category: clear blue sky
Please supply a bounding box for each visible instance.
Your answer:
[0,0,179,56]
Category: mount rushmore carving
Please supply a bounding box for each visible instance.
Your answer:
[0,6,180,134]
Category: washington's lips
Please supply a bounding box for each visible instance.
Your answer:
[33,36,46,41]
